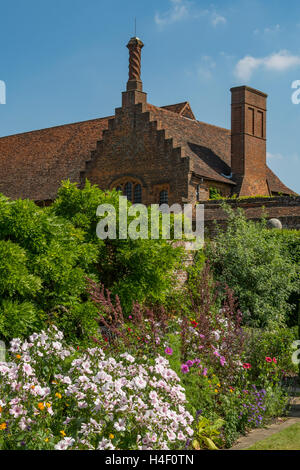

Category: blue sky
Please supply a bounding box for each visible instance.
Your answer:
[0,0,300,193]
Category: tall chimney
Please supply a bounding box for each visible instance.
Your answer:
[231,86,270,196]
[122,37,147,107]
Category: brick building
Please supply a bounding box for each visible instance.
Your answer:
[0,37,298,209]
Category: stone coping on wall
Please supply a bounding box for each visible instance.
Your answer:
[202,195,300,222]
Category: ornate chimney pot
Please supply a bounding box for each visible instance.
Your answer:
[122,37,147,107]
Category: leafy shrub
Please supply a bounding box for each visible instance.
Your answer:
[244,327,299,378]
[209,187,223,200]
[0,182,184,341]
[266,229,300,326]
[0,196,98,341]
[206,204,298,328]
[192,416,224,450]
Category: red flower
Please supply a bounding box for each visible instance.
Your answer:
[243,363,251,369]
[273,358,277,364]
[265,357,272,363]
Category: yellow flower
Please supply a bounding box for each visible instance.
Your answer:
[37,402,45,411]
[16,354,21,360]
[55,393,62,399]
[217,383,221,387]
[229,389,234,393]
[214,389,219,394]
[46,403,51,408]
[60,430,66,437]
[45,438,49,442]
[0,423,7,430]
[109,434,114,440]
[0,406,2,413]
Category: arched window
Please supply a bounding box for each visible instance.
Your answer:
[124,182,133,201]
[134,184,142,203]
[159,189,168,205]
[116,186,122,193]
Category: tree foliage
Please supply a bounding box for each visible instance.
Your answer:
[51,180,183,312]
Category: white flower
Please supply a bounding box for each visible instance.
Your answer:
[133,376,147,389]
[98,438,115,450]
[114,418,126,432]
[120,353,135,363]
[55,437,75,450]
[23,363,33,376]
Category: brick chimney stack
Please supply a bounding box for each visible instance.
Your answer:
[231,86,270,196]
[122,37,147,107]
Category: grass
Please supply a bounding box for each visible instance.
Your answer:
[246,423,300,450]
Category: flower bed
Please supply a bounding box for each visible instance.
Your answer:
[0,327,193,450]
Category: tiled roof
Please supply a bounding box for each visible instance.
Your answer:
[0,102,296,200]
[0,117,111,200]
[266,167,298,196]
[147,104,235,185]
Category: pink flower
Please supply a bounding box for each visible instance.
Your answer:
[164,347,173,356]
[202,368,208,376]
[243,363,251,370]
[181,364,189,374]
[273,358,277,364]
[265,357,272,363]
[220,356,226,367]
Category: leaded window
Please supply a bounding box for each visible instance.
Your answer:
[159,189,168,205]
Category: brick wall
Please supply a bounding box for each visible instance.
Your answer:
[82,103,190,206]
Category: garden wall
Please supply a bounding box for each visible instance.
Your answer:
[203,195,300,236]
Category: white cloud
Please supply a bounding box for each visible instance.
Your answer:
[235,50,300,81]
[155,1,226,29]
[264,24,281,34]
[254,24,281,35]
[212,13,227,27]
[155,0,190,27]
